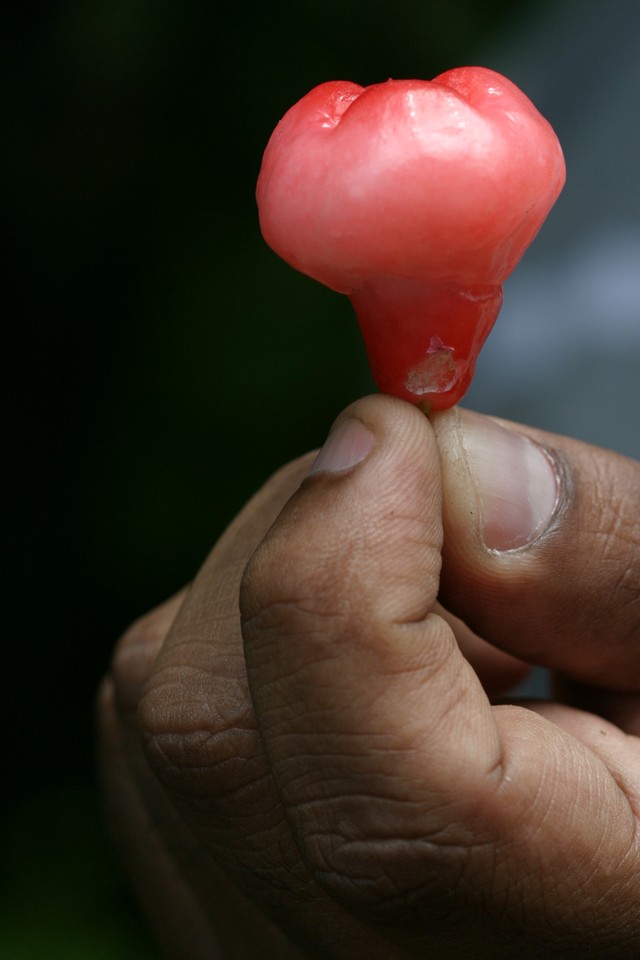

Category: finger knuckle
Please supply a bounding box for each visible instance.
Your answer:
[138,656,267,813]
[295,803,481,925]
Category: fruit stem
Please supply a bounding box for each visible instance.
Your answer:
[350,276,503,410]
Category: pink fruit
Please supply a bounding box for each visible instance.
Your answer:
[257,67,565,409]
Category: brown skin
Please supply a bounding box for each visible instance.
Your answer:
[98,395,640,959]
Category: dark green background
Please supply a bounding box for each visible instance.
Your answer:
[6,1,541,954]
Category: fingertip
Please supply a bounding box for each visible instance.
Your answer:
[433,407,561,553]
[240,394,444,661]
[309,416,376,476]
[311,393,433,468]
[304,394,444,625]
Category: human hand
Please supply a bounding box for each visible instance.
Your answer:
[99,395,640,958]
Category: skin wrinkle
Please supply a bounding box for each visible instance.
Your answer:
[306,837,468,911]
[146,731,265,785]
[245,632,506,930]
[278,757,509,914]
[243,619,456,712]
[164,619,242,654]
[308,848,514,944]
[243,485,440,631]
[494,723,640,934]
[277,767,448,810]
[257,633,456,701]
[258,644,498,749]
[572,725,640,821]
[192,640,624,932]
[614,566,640,629]
[593,498,640,634]
[544,853,638,950]
[140,693,256,769]
[584,498,640,672]
[242,599,354,644]
[146,659,248,700]
[138,741,326,918]
[140,697,266,806]
[494,713,574,825]
[245,564,377,634]
[284,786,481,818]
[246,512,435,628]
[144,711,261,760]
[582,454,639,574]
[312,837,498,898]
[196,822,301,871]
[258,675,488,791]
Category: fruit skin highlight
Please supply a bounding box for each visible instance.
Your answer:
[257,67,565,409]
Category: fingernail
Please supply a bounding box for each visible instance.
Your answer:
[460,411,559,551]
[309,417,376,475]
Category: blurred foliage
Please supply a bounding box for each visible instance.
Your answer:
[0,784,156,958]
[5,0,539,954]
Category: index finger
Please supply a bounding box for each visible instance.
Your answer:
[434,408,640,691]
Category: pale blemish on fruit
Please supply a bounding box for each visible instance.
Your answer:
[405,337,459,395]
